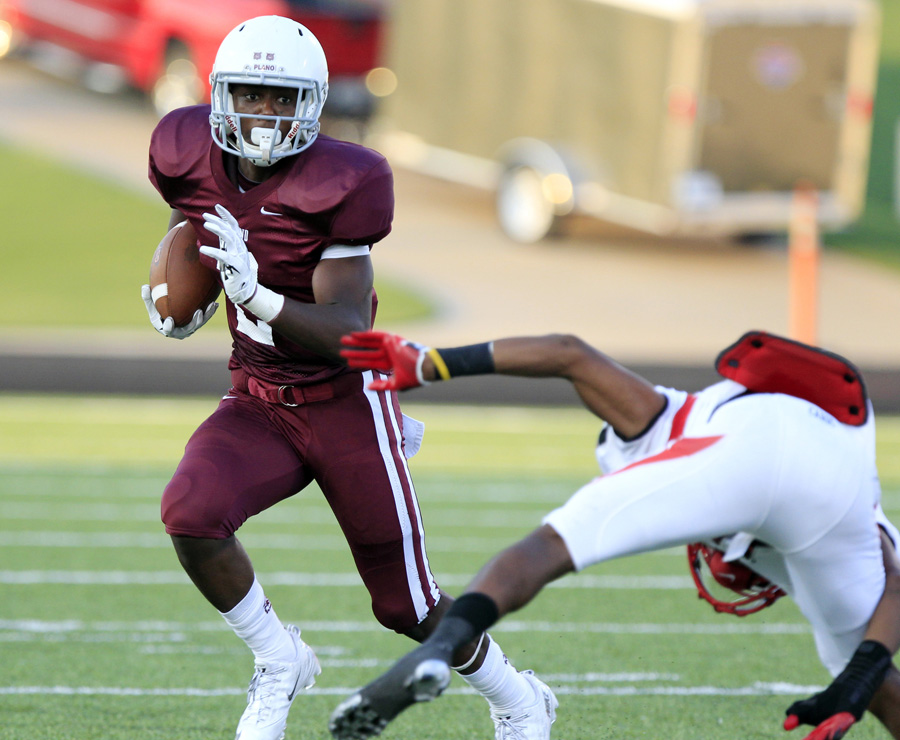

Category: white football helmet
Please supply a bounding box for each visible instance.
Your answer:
[209,15,329,166]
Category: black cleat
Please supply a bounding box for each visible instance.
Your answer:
[329,655,452,740]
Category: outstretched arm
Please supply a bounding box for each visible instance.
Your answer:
[862,529,900,655]
[341,331,665,439]
[491,335,665,438]
[859,528,900,739]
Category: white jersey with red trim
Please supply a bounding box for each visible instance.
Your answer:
[594,382,744,474]
[545,381,894,676]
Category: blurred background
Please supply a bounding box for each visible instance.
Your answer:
[3,7,900,737]
[1,0,899,406]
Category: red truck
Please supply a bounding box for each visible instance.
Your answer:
[0,0,384,118]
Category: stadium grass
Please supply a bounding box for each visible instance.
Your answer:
[1,395,899,740]
[0,143,433,330]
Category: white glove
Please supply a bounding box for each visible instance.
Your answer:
[199,204,284,322]
[141,284,218,340]
[200,204,258,304]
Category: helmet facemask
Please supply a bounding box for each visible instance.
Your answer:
[210,76,327,166]
[687,541,786,617]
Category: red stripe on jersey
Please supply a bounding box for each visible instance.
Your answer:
[669,394,697,440]
[616,435,724,475]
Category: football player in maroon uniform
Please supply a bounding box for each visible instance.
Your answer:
[332,329,900,740]
[141,15,556,740]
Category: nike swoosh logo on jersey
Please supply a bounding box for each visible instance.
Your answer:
[260,206,283,216]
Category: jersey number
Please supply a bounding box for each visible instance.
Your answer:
[236,305,275,346]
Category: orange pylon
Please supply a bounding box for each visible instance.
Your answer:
[788,182,820,345]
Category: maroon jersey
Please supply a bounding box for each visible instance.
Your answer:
[148,105,393,385]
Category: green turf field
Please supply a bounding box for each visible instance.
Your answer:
[2,395,899,740]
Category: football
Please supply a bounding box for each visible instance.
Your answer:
[149,220,220,327]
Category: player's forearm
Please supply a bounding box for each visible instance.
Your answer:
[418,335,576,381]
[868,666,900,738]
[858,530,900,733]
[783,533,900,738]
[863,530,900,654]
[270,297,372,362]
[421,334,592,379]
[487,335,664,437]
[422,334,665,438]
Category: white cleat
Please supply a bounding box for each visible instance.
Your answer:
[491,671,558,740]
[235,624,321,740]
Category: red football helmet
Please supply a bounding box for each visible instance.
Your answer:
[687,541,786,617]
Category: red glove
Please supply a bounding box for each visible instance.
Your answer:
[340,331,430,392]
[784,712,855,740]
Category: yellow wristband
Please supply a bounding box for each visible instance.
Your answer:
[427,348,451,381]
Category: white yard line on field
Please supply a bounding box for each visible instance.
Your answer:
[0,617,809,637]
[0,502,549,528]
[0,530,536,553]
[0,682,825,697]
[0,569,696,589]
[0,529,690,558]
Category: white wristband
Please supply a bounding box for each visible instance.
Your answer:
[243,285,285,323]
[414,348,432,386]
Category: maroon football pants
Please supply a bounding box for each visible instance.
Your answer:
[161,370,440,631]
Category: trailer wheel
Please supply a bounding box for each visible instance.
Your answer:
[496,165,561,243]
[151,40,202,117]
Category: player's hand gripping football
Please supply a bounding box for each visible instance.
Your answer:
[141,284,218,340]
[783,640,892,740]
[340,331,431,391]
[199,204,258,305]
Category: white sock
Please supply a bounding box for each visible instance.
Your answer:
[457,636,534,715]
[220,577,296,665]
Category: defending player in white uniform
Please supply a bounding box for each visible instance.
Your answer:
[330,329,900,740]
[573,380,894,677]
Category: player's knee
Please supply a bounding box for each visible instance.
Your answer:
[370,596,419,634]
[161,467,238,538]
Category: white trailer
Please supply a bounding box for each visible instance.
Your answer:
[372,0,880,242]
